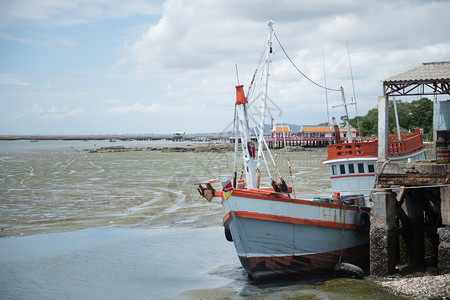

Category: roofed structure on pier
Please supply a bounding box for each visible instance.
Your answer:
[383,61,450,96]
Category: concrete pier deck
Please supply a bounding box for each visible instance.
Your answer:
[370,160,450,276]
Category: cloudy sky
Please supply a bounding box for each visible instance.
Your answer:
[1,0,449,135]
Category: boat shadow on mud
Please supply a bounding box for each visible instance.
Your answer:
[172,265,400,300]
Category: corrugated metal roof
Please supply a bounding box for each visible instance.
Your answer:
[300,127,332,133]
[384,61,450,83]
[271,126,291,133]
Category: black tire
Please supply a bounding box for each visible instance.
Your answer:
[224,226,233,242]
[355,211,370,234]
[335,262,365,279]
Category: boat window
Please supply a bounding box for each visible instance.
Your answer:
[339,164,346,175]
[332,165,337,175]
[358,163,364,173]
[368,163,375,173]
[348,163,355,174]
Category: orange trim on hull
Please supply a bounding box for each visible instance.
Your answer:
[229,188,368,212]
[224,211,357,230]
[240,243,369,280]
[223,211,232,224]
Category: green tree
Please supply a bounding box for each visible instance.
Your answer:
[387,99,414,135]
[410,98,433,133]
[349,108,378,136]
[348,97,433,138]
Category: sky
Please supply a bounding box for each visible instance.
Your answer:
[0,0,449,135]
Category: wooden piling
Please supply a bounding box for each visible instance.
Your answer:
[370,189,398,276]
[372,160,450,275]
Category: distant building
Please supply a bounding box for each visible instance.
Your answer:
[267,123,361,145]
[173,131,185,141]
[298,126,333,139]
[270,125,292,139]
[340,126,359,139]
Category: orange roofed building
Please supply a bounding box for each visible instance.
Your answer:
[298,126,333,139]
[270,125,292,139]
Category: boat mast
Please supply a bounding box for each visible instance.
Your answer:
[340,87,353,143]
[235,85,257,189]
[392,96,402,141]
[256,20,274,185]
[332,87,353,143]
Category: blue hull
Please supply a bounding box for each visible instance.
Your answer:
[222,189,369,280]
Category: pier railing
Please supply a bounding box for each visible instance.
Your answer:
[326,132,424,160]
[388,133,424,157]
[263,136,373,148]
[264,137,372,143]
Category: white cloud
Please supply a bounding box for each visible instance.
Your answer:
[25,105,83,121]
[0,73,29,86]
[123,0,450,74]
[118,0,450,126]
[54,38,77,49]
[105,101,205,115]
[0,0,162,29]
[1,0,449,134]
[106,102,162,114]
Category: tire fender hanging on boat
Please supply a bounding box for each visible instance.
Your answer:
[354,210,370,234]
[224,225,233,242]
[335,262,365,279]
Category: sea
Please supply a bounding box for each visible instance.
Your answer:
[0,139,404,299]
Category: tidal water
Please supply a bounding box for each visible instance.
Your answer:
[0,140,403,299]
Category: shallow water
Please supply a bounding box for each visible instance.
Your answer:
[0,227,403,300]
[0,140,403,299]
[0,227,239,299]
[0,140,331,237]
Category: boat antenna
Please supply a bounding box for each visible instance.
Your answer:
[233,103,239,188]
[235,63,240,85]
[322,48,330,126]
[332,87,353,143]
[346,41,361,138]
[256,20,274,187]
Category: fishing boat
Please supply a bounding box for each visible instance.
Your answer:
[197,21,425,280]
[324,126,426,206]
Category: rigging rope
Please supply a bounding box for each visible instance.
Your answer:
[273,30,341,92]
[247,36,268,101]
[281,123,296,198]
[322,48,331,126]
[346,41,361,135]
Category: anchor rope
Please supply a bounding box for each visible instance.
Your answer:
[339,209,346,264]
[273,30,341,92]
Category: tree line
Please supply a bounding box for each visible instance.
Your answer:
[347,97,433,141]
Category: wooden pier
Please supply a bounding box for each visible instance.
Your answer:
[265,137,374,148]
[370,161,450,275]
[230,136,346,148]
[265,137,333,148]
[371,61,450,276]
[0,135,230,142]
[229,136,374,148]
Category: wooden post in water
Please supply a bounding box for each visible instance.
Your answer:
[404,191,425,266]
[370,189,397,276]
[439,186,450,274]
